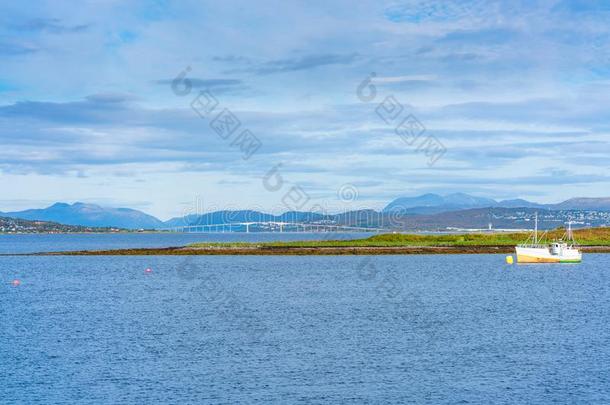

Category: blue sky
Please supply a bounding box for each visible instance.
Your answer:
[1,0,610,219]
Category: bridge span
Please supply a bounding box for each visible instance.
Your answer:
[159,221,390,233]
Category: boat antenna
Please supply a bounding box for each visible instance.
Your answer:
[567,220,573,242]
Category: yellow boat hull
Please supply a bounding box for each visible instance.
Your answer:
[517,254,561,263]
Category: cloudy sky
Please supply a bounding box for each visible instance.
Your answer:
[1,0,610,219]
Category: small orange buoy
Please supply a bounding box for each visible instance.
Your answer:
[145,268,153,274]
[11,279,21,287]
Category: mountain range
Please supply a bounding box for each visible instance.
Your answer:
[0,202,163,230]
[2,194,610,230]
[382,194,610,214]
[383,193,545,214]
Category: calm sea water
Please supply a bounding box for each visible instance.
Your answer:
[0,232,374,254]
[1,253,609,403]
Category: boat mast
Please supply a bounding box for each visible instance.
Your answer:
[534,212,538,244]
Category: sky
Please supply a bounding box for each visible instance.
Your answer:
[1,0,610,220]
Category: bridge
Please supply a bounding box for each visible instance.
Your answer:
[159,221,390,233]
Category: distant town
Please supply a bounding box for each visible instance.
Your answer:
[0,217,124,234]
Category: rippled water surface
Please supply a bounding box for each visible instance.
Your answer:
[1,254,609,403]
[0,232,374,254]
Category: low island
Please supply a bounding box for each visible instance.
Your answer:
[36,227,610,256]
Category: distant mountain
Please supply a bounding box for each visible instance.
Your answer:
[384,193,498,214]
[383,193,445,211]
[164,210,277,228]
[552,197,610,211]
[382,193,610,215]
[444,192,498,207]
[497,199,545,208]
[163,210,328,228]
[1,202,163,230]
[387,207,610,231]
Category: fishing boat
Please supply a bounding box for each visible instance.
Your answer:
[515,214,582,263]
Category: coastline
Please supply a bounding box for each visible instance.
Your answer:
[7,229,610,256]
[24,245,610,256]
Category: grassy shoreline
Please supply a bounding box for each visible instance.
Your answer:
[33,245,610,256]
[20,228,610,256]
